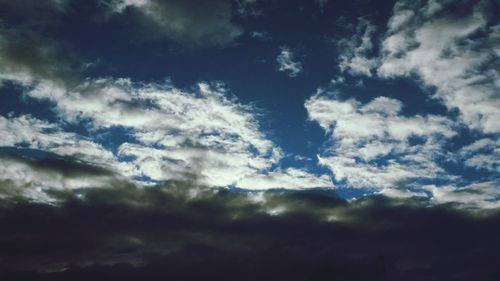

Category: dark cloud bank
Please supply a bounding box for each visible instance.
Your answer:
[0,150,499,281]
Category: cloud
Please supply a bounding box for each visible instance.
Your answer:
[458,138,500,172]
[234,0,261,17]
[316,0,329,10]
[0,32,329,192]
[0,182,499,279]
[23,79,289,186]
[276,47,303,77]
[305,93,457,192]
[378,0,500,133]
[0,21,330,192]
[236,168,333,190]
[108,0,243,47]
[0,27,77,86]
[0,148,124,203]
[2,78,334,192]
[337,19,379,76]
[424,181,500,209]
[0,115,118,168]
[251,31,272,42]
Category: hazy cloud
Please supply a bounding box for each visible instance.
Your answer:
[108,0,243,47]
[276,47,303,77]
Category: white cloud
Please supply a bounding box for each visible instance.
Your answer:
[337,19,379,76]
[276,47,303,77]
[378,0,500,133]
[237,168,333,190]
[306,93,456,190]
[0,27,330,192]
[25,79,287,185]
[1,73,330,192]
[0,115,132,202]
[424,181,500,209]
[458,138,500,172]
[0,115,119,168]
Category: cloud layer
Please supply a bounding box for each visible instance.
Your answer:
[0,177,499,280]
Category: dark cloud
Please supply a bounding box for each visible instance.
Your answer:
[111,0,243,47]
[0,0,69,23]
[0,27,78,87]
[0,172,499,280]
[0,147,115,178]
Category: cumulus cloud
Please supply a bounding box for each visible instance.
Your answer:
[378,0,500,133]
[0,79,333,194]
[108,0,243,47]
[24,79,291,187]
[0,14,331,193]
[0,31,329,194]
[306,93,456,192]
[333,0,499,133]
[276,47,303,77]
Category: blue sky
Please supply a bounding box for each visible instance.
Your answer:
[0,0,499,207]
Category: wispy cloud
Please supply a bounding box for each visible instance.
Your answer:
[276,47,303,77]
[336,18,379,76]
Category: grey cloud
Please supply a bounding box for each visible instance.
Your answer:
[0,179,499,280]
[0,147,125,202]
[0,147,114,178]
[110,0,243,47]
[0,28,77,87]
[0,0,69,22]
[0,145,498,280]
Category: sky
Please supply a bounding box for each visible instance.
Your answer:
[0,0,499,280]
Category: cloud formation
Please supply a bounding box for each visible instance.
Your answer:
[378,0,500,133]
[108,0,244,47]
[276,47,303,77]
[0,179,499,280]
[26,78,332,190]
[0,25,331,194]
[333,0,499,134]
[306,93,455,188]
[337,18,378,76]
